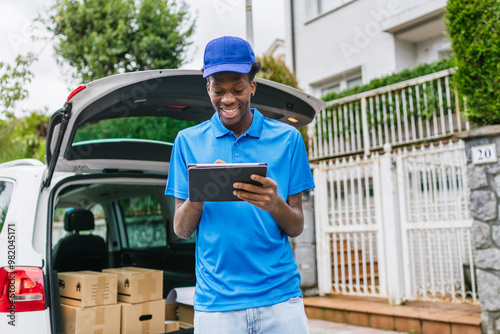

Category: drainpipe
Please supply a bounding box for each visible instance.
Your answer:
[290,0,297,74]
[246,0,254,47]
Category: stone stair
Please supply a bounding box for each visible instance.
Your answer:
[304,294,481,334]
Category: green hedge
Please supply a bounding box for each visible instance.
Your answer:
[445,0,500,125]
[322,57,455,102]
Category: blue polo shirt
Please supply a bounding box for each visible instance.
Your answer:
[165,109,315,312]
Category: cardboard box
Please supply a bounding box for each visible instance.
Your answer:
[58,271,118,308]
[164,320,180,333]
[120,299,165,334]
[60,303,121,334]
[165,303,178,320]
[179,321,194,329]
[103,267,162,303]
[177,303,194,326]
[165,286,195,327]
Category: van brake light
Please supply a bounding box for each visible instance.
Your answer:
[67,85,87,101]
[0,267,45,312]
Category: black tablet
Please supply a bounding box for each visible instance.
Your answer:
[188,163,268,202]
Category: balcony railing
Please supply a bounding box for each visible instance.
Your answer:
[308,68,469,161]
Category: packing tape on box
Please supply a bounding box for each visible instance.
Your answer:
[95,306,105,325]
[138,272,157,301]
[141,301,151,333]
[95,276,106,305]
[79,307,104,334]
[91,306,105,334]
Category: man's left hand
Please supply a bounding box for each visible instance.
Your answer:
[233,174,279,212]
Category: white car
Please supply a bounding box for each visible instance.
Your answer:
[0,69,325,333]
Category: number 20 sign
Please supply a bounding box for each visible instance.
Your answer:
[471,144,497,165]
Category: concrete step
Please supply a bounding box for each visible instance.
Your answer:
[304,294,481,334]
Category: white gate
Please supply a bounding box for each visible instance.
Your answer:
[397,141,477,303]
[314,154,387,298]
[313,140,477,304]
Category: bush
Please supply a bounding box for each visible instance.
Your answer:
[322,57,455,102]
[445,0,500,125]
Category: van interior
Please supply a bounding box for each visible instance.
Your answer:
[49,176,196,331]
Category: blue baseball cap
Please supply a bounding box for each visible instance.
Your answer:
[202,36,256,78]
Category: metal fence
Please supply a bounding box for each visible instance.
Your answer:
[308,68,470,161]
[313,141,476,304]
[309,68,477,304]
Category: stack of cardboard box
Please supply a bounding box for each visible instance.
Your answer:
[58,271,120,334]
[103,267,165,334]
[59,267,165,334]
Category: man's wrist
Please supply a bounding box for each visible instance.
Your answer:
[186,198,204,211]
[268,195,285,216]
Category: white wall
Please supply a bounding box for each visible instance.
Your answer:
[395,38,416,72]
[415,34,450,64]
[286,0,449,97]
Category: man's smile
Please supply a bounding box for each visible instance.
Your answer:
[220,107,240,115]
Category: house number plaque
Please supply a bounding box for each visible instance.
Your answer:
[471,143,497,165]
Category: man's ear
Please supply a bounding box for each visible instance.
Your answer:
[251,81,257,96]
[206,81,211,94]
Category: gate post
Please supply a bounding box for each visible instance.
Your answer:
[380,144,406,305]
[313,163,332,295]
[457,126,500,333]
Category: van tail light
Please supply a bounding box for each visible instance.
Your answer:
[0,267,45,312]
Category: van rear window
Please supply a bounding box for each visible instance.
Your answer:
[119,195,166,248]
[73,116,200,145]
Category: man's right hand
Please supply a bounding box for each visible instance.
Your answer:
[173,159,226,238]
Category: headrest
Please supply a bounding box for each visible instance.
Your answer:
[64,209,95,232]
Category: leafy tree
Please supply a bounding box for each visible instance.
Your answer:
[0,112,50,163]
[49,0,195,83]
[445,0,500,125]
[0,53,36,117]
[256,55,310,151]
[257,55,300,89]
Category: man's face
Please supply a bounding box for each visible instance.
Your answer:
[207,71,257,135]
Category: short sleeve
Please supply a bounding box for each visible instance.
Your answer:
[288,129,315,196]
[165,133,189,200]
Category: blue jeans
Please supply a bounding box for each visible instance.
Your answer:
[194,297,309,334]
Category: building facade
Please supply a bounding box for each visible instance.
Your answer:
[284,0,450,97]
